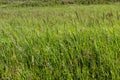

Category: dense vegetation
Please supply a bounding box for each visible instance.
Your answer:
[0,0,120,6]
[0,1,120,80]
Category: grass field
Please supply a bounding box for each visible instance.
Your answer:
[0,3,120,80]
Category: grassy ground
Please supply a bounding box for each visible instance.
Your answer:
[0,3,120,80]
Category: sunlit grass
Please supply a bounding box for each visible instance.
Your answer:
[0,4,120,80]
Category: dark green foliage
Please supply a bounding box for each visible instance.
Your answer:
[0,0,120,6]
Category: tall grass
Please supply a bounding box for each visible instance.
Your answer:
[0,3,120,80]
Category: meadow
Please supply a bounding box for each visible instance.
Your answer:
[0,2,120,80]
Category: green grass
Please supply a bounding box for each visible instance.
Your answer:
[0,3,120,80]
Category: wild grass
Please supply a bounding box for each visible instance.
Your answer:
[0,3,120,80]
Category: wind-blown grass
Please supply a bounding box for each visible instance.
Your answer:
[0,4,120,80]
